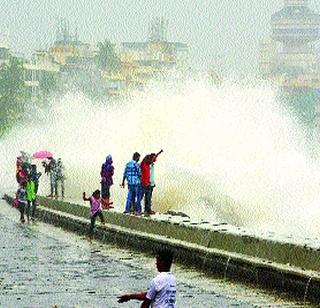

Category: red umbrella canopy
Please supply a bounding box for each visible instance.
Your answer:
[32,150,53,159]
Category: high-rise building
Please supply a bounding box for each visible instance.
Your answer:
[48,18,93,68]
[259,0,320,88]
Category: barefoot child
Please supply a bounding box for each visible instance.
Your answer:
[83,190,105,239]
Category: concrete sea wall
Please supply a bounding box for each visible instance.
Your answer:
[3,194,320,302]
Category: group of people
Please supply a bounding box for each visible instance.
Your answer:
[83,149,162,240]
[42,157,65,199]
[84,151,176,307]
[121,150,163,216]
[15,153,41,223]
[96,149,163,216]
[83,150,177,307]
[14,152,65,223]
[15,151,176,306]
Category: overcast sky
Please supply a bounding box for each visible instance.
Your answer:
[1,0,319,76]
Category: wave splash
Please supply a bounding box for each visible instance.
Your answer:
[0,77,319,239]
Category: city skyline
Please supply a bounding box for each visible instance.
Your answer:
[1,0,319,77]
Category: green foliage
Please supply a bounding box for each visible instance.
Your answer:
[94,39,120,71]
[0,57,28,135]
[39,71,59,96]
[279,88,318,127]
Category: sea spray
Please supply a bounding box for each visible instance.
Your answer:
[1,76,319,239]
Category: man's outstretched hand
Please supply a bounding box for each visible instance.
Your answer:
[117,294,131,303]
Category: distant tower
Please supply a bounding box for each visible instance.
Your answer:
[75,26,79,42]
[148,17,168,42]
[55,18,72,43]
[271,0,320,54]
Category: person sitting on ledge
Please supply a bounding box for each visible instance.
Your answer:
[118,249,176,307]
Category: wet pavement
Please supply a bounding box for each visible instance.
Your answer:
[0,200,314,307]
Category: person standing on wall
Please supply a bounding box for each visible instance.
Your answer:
[121,152,142,215]
[118,248,176,307]
[54,158,65,199]
[148,150,163,215]
[140,154,153,215]
[42,157,56,198]
[100,154,114,209]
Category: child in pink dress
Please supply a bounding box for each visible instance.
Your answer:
[83,189,105,239]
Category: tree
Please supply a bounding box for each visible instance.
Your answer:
[39,71,59,96]
[94,39,120,71]
[0,57,28,135]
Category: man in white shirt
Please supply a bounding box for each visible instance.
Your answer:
[118,249,176,307]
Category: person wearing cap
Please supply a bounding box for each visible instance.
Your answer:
[100,154,114,209]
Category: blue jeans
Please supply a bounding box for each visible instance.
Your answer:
[125,185,141,213]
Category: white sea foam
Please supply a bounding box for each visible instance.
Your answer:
[1,76,319,239]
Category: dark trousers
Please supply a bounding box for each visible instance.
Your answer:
[54,178,64,197]
[19,202,26,222]
[101,182,110,199]
[35,182,39,194]
[140,185,153,212]
[26,200,36,220]
[89,211,105,237]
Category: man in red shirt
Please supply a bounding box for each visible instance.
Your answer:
[140,150,163,215]
[140,154,152,215]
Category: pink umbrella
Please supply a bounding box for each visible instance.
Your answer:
[32,150,53,159]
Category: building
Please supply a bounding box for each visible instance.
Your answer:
[259,0,320,88]
[48,19,95,71]
[116,17,189,93]
[23,50,60,96]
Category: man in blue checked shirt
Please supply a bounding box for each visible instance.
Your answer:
[121,152,142,215]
